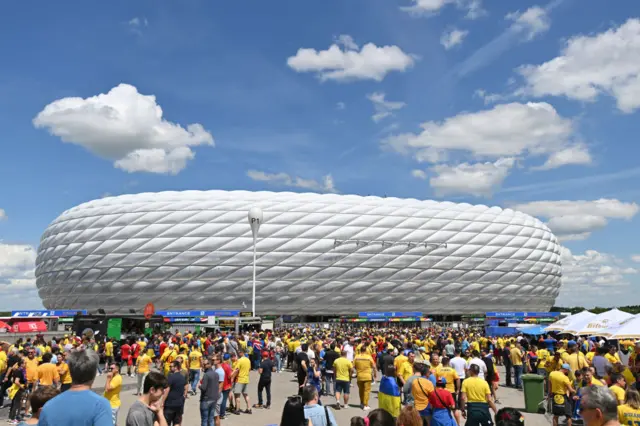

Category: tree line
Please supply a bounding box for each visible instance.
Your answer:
[551,306,640,315]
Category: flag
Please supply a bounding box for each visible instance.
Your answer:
[378,375,401,418]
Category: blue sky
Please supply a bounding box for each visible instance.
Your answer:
[1,0,639,309]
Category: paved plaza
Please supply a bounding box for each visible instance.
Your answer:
[0,365,551,426]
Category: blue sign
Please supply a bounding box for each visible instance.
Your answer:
[11,310,87,317]
[157,310,239,317]
[358,312,422,318]
[485,312,560,318]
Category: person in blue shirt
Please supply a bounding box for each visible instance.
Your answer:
[543,336,557,352]
[302,385,337,426]
[38,349,113,426]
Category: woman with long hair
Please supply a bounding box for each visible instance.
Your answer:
[618,389,640,425]
[280,396,311,426]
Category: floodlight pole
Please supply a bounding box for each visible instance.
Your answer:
[248,207,263,317]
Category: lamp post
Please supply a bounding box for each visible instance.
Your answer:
[248,207,263,317]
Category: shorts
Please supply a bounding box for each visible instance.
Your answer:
[552,394,571,417]
[235,383,249,395]
[132,357,138,366]
[335,380,351,395]
[164,406,184,424]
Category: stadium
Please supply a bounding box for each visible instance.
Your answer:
[35,191,562,315]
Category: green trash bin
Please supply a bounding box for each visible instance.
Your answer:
[522,374,545,413]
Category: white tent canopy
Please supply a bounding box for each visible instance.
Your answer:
[593,314,640,337]
[545,310,594,333]
[609,315,640,340]
[566,309,634,335]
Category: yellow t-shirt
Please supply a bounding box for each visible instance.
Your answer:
[394,354,408,376]
[137,355,152,374]
[606,353,622,365]
[399,361,413,382]
[237,356,251,384]
[104,374,122,408]
[334,357,353,382]
[412,377,434,410]
[189,350,203,370]
[537,349,549,368]
[618,404,640,425]
[586,352,595,363]
[510,348,523,366]
[58,362,72,384]
[436,366,460,393]
[565,352,588,373]
[37,363,60,386]
[610,385,626,403]
[0,351,6,374]
[105,342,113,357]
[588,378,605,387]
[26,358,39,383]
[462,377,491,403]
[622,368,635,386]
[549,371,572,395]
[354,355,374,382]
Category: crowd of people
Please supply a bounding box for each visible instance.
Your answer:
[0,326,639,426]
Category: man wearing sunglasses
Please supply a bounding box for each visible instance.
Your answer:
[579,385,620,426]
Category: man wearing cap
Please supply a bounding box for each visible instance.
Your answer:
[254,350,275,409]
[548,364,576,426]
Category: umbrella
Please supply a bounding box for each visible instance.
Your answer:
[610,316,640,340]
[545,310,595,332]
[570,309,634,336]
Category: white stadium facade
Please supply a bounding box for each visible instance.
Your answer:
[35,191,562,315]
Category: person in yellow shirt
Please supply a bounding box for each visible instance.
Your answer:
[37,353,60,387]
[582,367,605,387]
[353,346,376,410]
[57,353,72,392]
[333,350,354,409]
[105,339,114,365]
[411,362,435,416]
[606,347,622,365]
[537,347,550,375]
[618,389,640,425]
[234,350,252,413]
[461,363,497,426]
[104,362,122,424]
[135,352,153,395]
[398,353,415,386]
[548,365,576,426]
[394,351,408,379]
[610,373,627,404]
[436,357,460,395]
[510,343,524,389]
[160,344,177,376]
[188,348,203,395]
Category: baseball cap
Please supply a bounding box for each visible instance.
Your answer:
[262,351,269,357]
[437,377,447,385]
[567,340,577,347]
[223,354,230,360]
[561,363,571,370]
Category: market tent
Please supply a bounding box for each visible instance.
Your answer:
[12,321,47,333]
[593,314,640,337]
[610,316,640,340]
[545,310,595,332]
[573,309,634,336]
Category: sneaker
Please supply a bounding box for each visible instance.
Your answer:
[265,404,271,409]
[335,404,341,410]
[252,404,263,409]
[364,406,371,410]
[233,410,241,415]
[244,409,252,414]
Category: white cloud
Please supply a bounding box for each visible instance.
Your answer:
[517,18,640,113]
[384,102,579,165]
[441,28,469,50]
[335,34,358,51]
[0,208,6,221]
[336,102,346,110]
[512,199,639,241]
[429,157,515,197]
[247,170,337,193]
[532,144,592,170]
[401,0,486,19]
[287,39,415,82]
[632,255,640,263]
[557,247,639,307]
[33,84,214,175]
[505,6,550,41]
[0,243,41,310]
[412,169,427,179]
[454,4,554,77]
[474,89,506,105]
[367,92,406,122]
